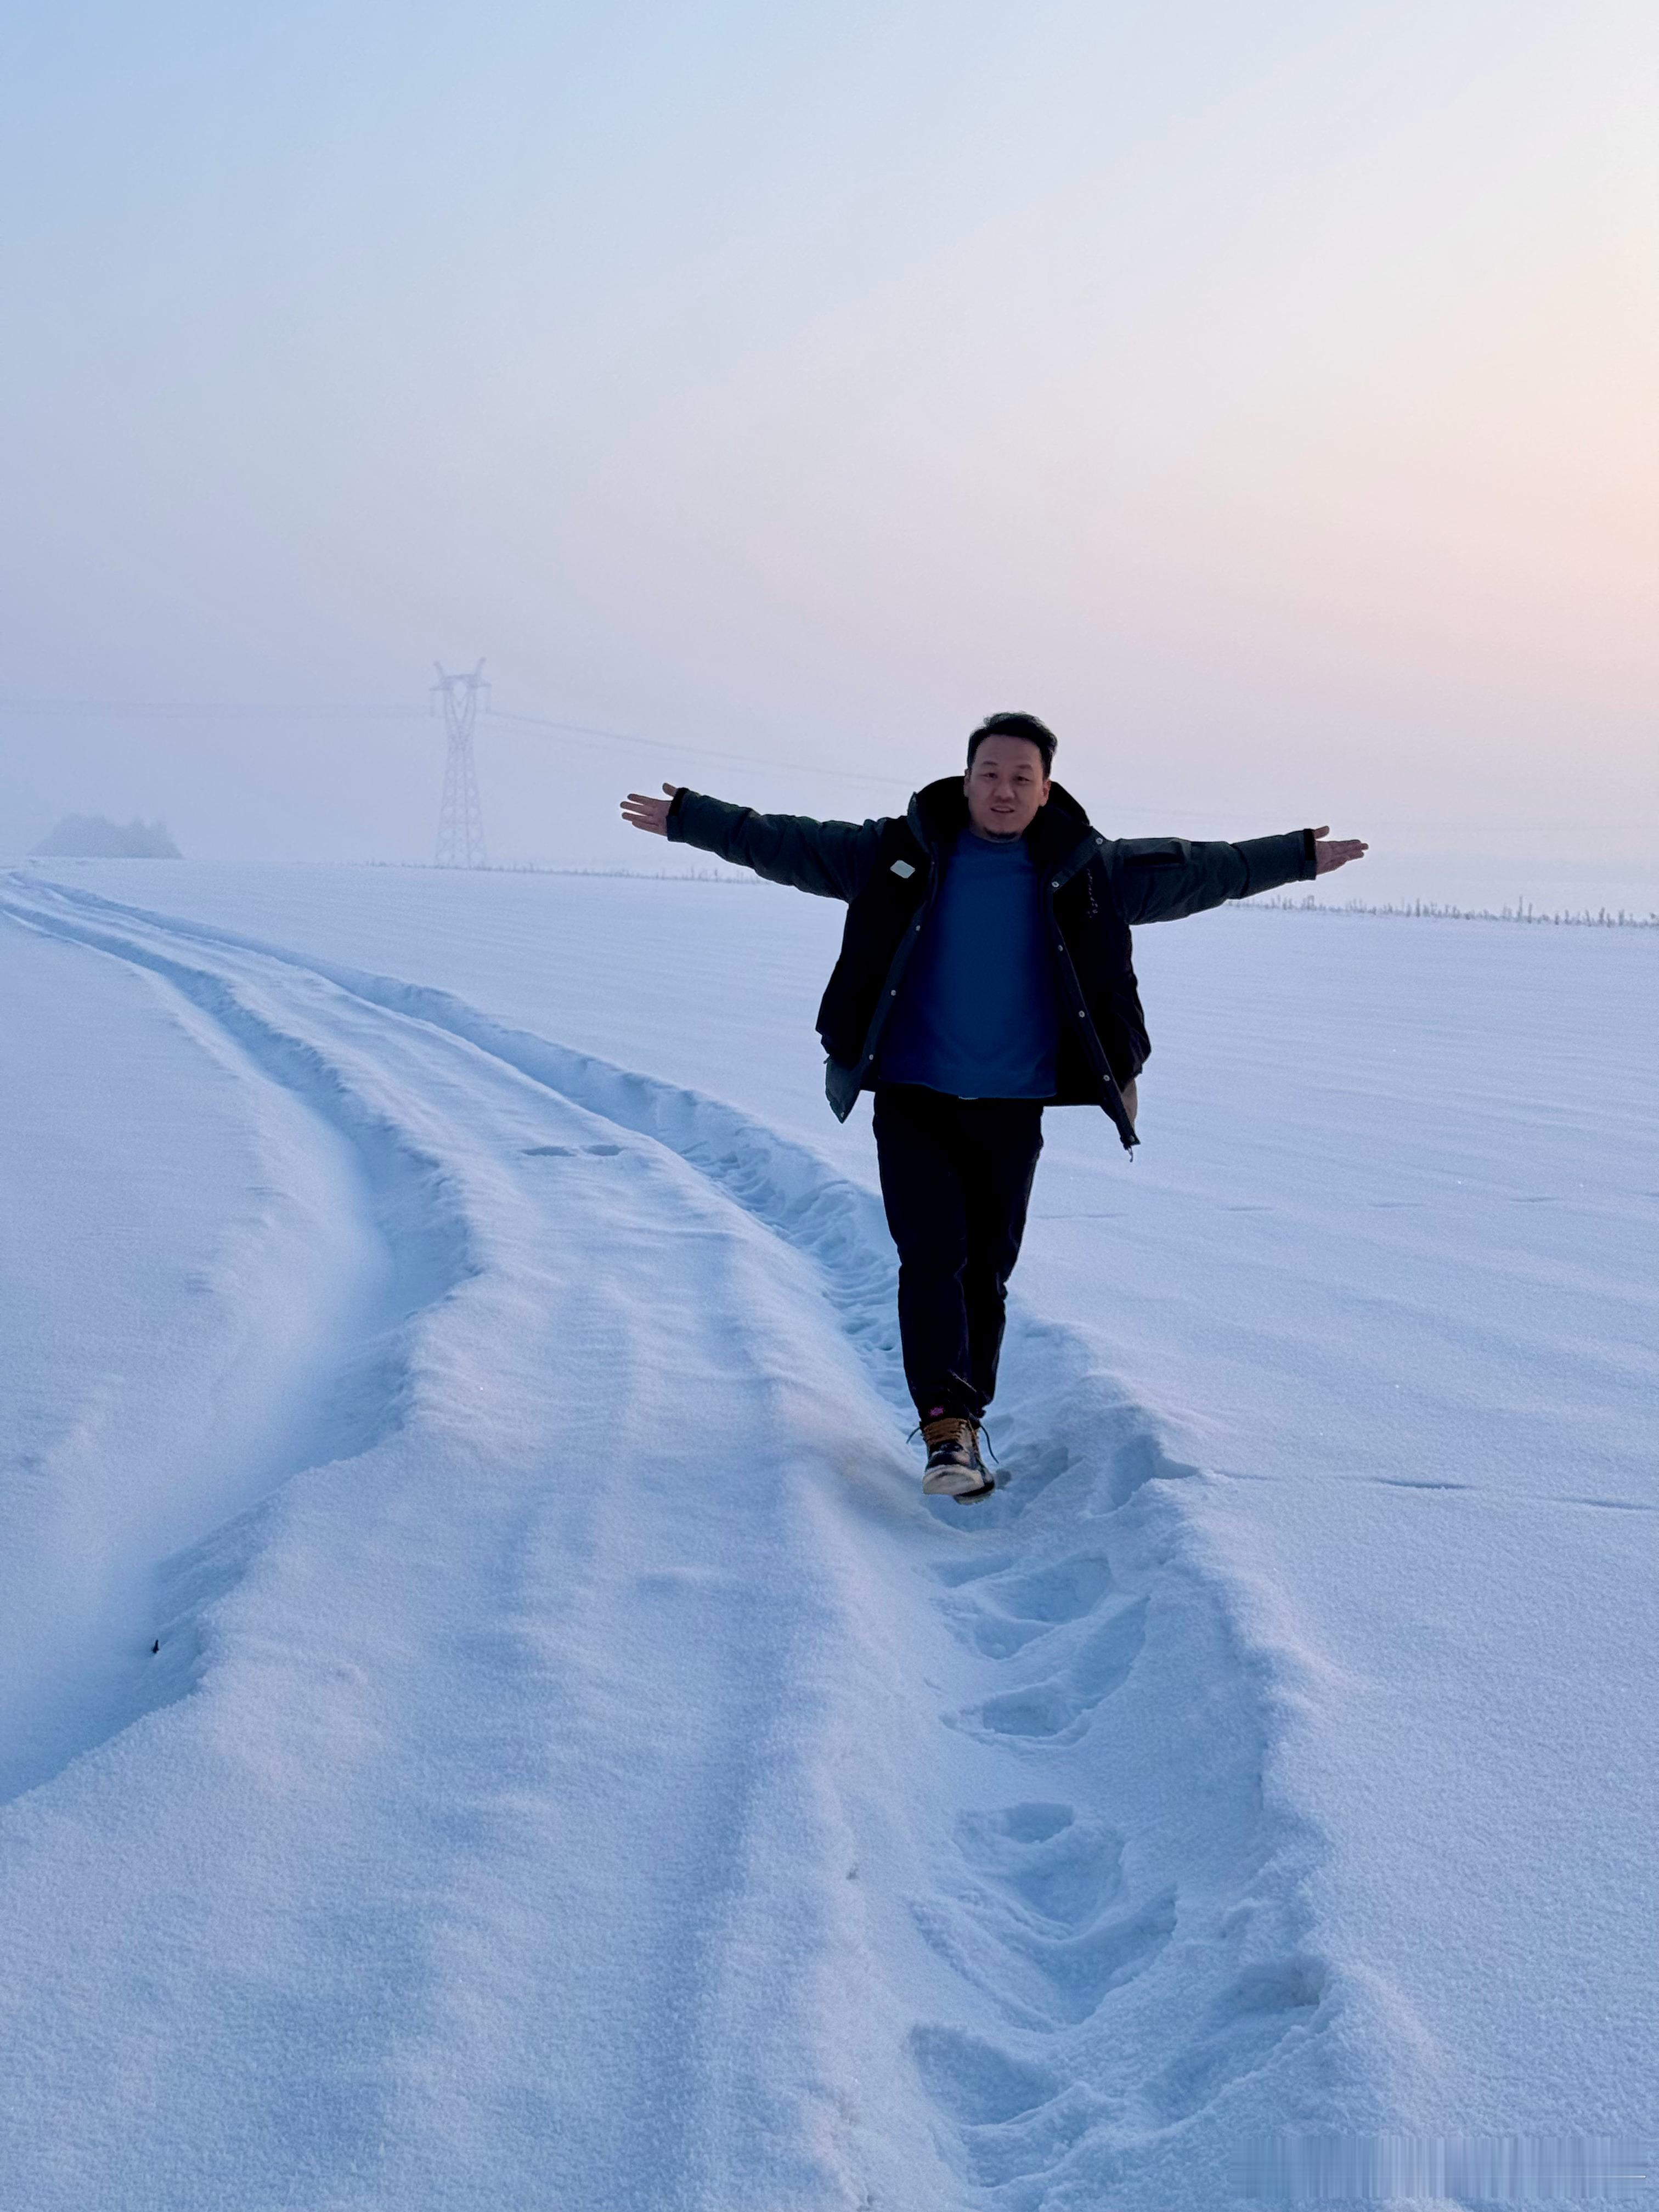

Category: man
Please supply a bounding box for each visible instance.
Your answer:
[621,712,1366,1503]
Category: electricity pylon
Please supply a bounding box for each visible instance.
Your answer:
[432,661,489,868]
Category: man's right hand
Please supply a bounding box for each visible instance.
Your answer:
[620,783,681,837]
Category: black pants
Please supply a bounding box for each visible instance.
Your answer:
[872,1084,1045,1423]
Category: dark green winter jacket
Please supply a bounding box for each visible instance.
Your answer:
[667,777,1315,1151]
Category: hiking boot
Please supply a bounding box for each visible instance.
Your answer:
[921,1415,994,1502]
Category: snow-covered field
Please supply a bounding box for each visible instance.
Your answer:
[1,860,1654,2211]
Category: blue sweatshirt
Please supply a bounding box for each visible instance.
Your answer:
[879,830,1060,1099]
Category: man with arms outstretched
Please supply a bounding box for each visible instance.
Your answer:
[622,713,1365,1502]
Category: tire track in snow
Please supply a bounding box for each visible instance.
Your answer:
[0,893,473,1805]
[0,878,937,2208]
[6,876,1371,2206]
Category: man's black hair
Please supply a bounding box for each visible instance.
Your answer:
[967,712,1058,775]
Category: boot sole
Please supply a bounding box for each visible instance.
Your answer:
[922,1468,996,1501]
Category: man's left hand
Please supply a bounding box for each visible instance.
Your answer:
[1312,826,1368,875]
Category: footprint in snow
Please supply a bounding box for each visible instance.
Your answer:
[939,1553,1115,1658]
[912,1886,1176,2033]
[906,2026,1103,2190]
[953,1802,1124,1929]
[946,1599,1148,1746]
[1139,1956,1327,2126]
[915,1801,1172,2030]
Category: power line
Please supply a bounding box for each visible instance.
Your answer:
[482,704,911,792]
[0,691,910,792]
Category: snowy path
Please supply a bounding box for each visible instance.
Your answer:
[0,874,1363,2209]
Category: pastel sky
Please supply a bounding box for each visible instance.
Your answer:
[2,2,1654,904]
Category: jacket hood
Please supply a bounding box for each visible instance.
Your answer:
[906,776,1094,867]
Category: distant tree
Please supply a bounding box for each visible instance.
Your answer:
[31,815,182,859]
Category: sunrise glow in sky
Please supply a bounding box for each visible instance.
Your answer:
[2,2,1654,903]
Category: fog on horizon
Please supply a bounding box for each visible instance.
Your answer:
[2,1,1654,912]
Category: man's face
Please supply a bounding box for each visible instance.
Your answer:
[964,736,1051,840]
